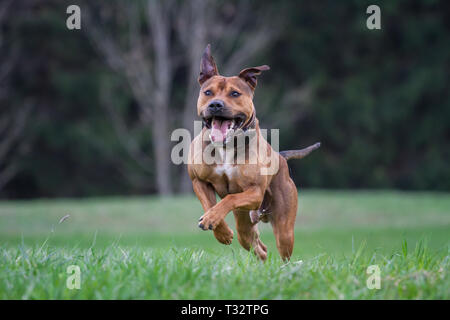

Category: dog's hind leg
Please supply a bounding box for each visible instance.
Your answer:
[271,213,296,261]
[269,167,298,261]
[234,209,267,261]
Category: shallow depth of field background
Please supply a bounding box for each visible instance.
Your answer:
[0,0,449,299]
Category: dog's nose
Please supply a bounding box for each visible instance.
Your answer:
[208,100,224,114]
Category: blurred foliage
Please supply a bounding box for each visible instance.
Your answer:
[2,0,450,198]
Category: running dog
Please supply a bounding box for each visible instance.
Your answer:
[188,45,320,260]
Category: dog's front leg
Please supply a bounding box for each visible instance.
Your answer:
[192,178,234,244]
[198,186,264,231]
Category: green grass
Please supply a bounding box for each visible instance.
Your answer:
[0,190,449,299]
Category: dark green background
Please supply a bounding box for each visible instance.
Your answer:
[1,0,449,198]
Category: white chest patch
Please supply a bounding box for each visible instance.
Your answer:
[215,164,235,179]
[213,147,236,179]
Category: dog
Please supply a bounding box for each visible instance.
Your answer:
[188,44,320,261]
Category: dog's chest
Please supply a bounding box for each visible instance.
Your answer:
[211,164,239,197]
[203,147,244,196]
[211,147,237,180]
[214,164,236,179]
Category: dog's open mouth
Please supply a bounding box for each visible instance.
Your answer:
[203,115,246,143]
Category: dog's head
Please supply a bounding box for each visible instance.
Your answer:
[197,44,269,144]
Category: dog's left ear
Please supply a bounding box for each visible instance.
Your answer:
[198,44,219,85]
[238,65,270,91]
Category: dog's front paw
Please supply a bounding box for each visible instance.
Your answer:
[198,211,221,231]
[213,223,233,245]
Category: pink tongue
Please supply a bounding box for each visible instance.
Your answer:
[211,119,232,142]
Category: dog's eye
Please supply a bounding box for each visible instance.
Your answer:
[230,91,241,97]
[204,90,212,96]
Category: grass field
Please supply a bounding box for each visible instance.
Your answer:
[0,190,448,299]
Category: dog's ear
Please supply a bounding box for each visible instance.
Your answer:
[238,65,270,91]
[198,44,219,85]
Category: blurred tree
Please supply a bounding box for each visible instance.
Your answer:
[83,0,282,194]
[0,0,34,192]
[279,0,450,190]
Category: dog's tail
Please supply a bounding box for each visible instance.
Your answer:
[279,142,321,161]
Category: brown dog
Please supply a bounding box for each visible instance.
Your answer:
[188,45,320,261]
